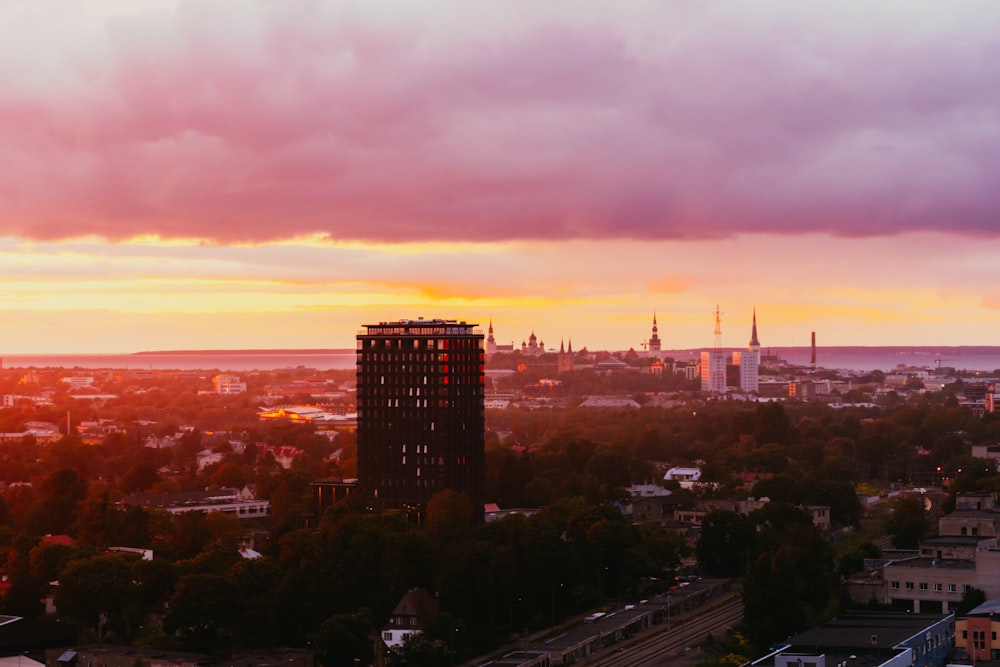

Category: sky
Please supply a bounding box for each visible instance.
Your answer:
[1,0,1000,353]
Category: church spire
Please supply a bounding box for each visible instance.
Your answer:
[749,307,760,349]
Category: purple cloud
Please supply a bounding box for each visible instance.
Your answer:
[1,1,999,243]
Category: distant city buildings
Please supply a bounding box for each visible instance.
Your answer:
[120,487,269,519]
[701,305,727,393]
[521,329,545,355]
[557,338,575,373]
[485,319,514,358]
[213,374,247,394]
[356,318,485,520]
[734,308,761,393]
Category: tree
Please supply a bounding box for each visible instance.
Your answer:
[696,510,756,577]
[395,633,454,667]
[885,494,933,549]
[314,610,375,667]
[425,489,474,541]
[56,554,140,639]
[956,586,987,616]
[26,468,88,535]
[165,573,240,652]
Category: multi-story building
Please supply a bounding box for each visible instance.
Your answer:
[356,318,485,520]
[735,309,760,393]
[752,610,954,667]
[213,374,247,394]
[700,350,726,393]
[877,492,1000,613]
[701,306,726,393]
[957,598,1000,662]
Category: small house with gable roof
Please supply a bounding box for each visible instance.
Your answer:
[381,588,440,650]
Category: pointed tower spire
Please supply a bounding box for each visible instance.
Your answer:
[749,307,760,349]
[648,309,662,358]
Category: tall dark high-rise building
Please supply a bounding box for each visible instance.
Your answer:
[356,318,485,520]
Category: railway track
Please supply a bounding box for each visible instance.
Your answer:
[582,595,744,667]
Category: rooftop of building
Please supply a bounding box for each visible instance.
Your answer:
[918,535,992,546]
[359,318,480,334]
[966,599,1000,617]
[778,610,952,650]
[883,556,976,570]
[120,487,261,509]
[942,509,1000,519]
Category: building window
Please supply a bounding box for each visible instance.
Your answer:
[948,584,957,592]
[891,581,900,589]
[383,632,392,641]
[919,582,928,590]
[933,583,942,592]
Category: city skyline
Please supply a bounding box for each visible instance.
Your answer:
[3,2,1000,353]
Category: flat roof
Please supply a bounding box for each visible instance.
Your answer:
[885,557,976,571]
[920,535,992,546]
[785,611,952,649]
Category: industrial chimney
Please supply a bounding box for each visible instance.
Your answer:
[810,332,816,370]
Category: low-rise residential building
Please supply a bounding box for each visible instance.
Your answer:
[860,492,1000,613]
[120,487,269,519]
[381,588,440,650]
[957,598,1000,662]
[663,467,702,488]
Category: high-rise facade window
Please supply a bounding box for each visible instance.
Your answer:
[356,319,485,520]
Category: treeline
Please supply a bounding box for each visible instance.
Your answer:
[0,489,689,666]
[487,398,1000,501]
[696,503,841,651]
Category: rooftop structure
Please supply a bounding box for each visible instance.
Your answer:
[119,487,269,519]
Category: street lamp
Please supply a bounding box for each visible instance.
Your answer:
[550,583,564,632]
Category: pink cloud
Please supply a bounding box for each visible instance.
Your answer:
[1,2,1000,243]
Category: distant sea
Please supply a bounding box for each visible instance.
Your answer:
[1,346,999,373]
[0,349,359,372]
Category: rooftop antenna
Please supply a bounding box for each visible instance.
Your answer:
[713,305,723,352]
